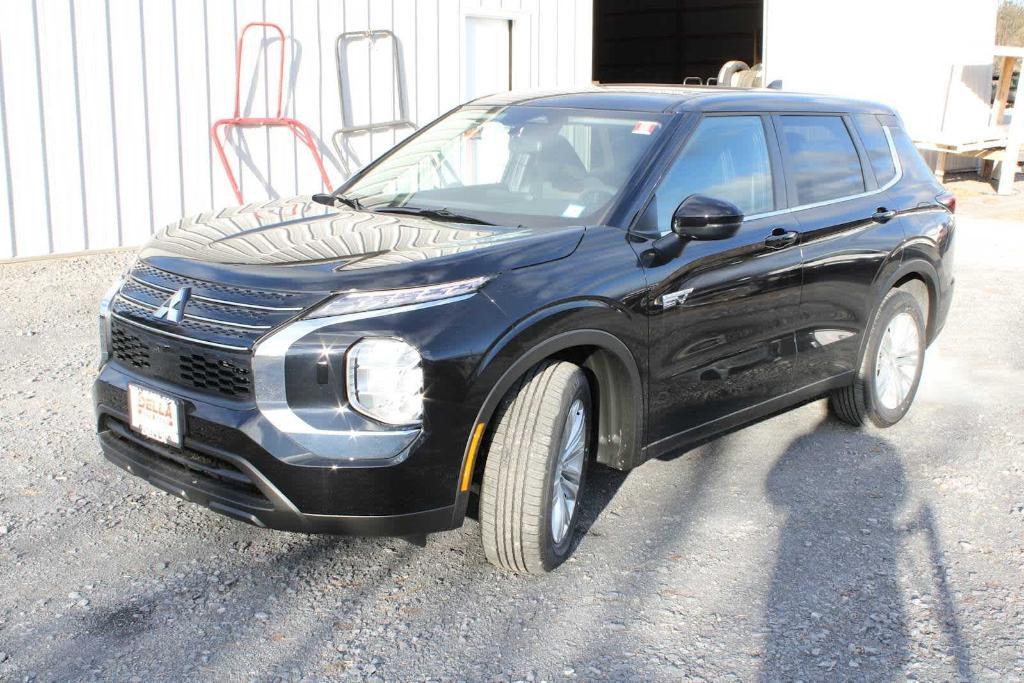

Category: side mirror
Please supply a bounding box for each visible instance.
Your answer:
[312,193,337,207]
[671,194,743,241]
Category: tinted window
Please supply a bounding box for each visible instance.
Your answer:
[890,126,939,185]
[779,115,865,204]
[853,114,896,185]
[652,116,774,227]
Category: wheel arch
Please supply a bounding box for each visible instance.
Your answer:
[845,257,942,380]
[450,327,646,526]
[879,258,940,344]
[472,329,644,471]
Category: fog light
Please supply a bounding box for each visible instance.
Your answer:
[346,338,423,425]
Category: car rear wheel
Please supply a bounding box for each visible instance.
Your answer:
[829,289,926,428]
[479,360,591,574]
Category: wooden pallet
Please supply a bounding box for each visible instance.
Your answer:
[913,48,1022,194]
[913,127,1010,155]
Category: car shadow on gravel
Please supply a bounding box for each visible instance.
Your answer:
[575,461,630,539]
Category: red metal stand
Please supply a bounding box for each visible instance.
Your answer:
[211,22,333,205]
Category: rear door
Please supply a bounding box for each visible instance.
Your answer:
[636,114,803,451]
[774,113,906,387]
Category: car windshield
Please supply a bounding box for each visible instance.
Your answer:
[344,106,671,227]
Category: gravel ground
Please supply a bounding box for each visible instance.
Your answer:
[1,208,1023,682]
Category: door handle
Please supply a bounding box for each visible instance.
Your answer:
[873,207,897,223]
[764,228,799,249]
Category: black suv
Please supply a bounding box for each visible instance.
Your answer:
[94,87,954,573]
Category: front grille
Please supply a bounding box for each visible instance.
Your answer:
[179,352,252,397]
[111,325,150,369]
[110,320,254,399]
[115,298,252,342]
[131,262,305,306]
[106,261,325,400]
[120,279,272,333]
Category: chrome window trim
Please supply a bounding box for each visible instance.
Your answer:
[117,292,272,331]
[110,312,251,351]
[744,125,903,222]
[252,293,474,463]
[128,273,304,312]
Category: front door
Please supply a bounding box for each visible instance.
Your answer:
[634,114,803,452]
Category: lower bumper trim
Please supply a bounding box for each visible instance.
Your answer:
[98,428,457,536]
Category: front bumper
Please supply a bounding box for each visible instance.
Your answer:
[94,363,469,536]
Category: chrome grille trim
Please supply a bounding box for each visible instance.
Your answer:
[110,312,250,351]
[126,273,305,312]
[117,292,273,331]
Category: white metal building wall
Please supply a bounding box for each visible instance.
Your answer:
[762,0,998,172]
[0,0,594,260]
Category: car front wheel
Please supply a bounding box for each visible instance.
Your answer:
[479,360,591,573]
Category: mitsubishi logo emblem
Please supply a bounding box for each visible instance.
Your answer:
[153,287,191,324]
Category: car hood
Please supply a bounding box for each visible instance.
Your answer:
[137,196,585,292]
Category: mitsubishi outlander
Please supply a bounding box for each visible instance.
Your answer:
[94,86,955,573]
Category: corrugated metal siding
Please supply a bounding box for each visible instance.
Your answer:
[0,0,593,259]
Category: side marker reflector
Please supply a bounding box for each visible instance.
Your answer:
[460,423,486,492]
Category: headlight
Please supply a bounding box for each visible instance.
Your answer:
[346,338,423,425]
[308,276,488,319]
[98,277,124,365]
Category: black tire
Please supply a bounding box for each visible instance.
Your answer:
[480,360,592,574]
[829,289,926,428]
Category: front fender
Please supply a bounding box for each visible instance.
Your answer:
[449,301,646,525]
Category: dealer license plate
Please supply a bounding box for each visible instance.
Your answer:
[128,384,182,447]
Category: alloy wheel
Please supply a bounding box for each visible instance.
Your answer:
[874,311,921,410]
[550,398,586,544]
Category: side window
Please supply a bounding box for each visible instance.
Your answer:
[778,115,865,205]
[651,115,774,228]
[890,126,939,185]
[852,114,896,186]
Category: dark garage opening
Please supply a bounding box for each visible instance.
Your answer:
[593,0,764,85]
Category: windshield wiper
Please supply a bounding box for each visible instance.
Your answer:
[372,206,494,225]
[312,192,364,211]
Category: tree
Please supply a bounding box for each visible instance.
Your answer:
[997,0,1024,46]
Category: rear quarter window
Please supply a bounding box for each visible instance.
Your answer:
[889,126,940,186]
[852,114,897,186]
[778,115,866,205]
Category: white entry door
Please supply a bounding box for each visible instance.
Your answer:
[464,16,512,100]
